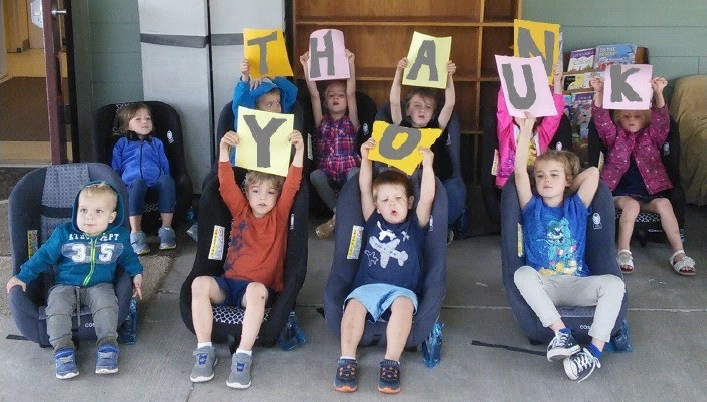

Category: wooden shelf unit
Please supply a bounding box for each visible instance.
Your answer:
[291,0,521,184]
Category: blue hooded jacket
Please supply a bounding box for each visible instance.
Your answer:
[111,133,170,187]
[231,76,298,129]
[16,181,143,287]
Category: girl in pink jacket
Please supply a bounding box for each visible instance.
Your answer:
[495,67,565,188]
[590,76,696,276]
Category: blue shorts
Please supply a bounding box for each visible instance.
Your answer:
[213,277,276,308]
[345,283,418,322]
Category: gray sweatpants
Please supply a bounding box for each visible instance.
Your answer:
[310,167,359,211]
[513,266,625,343]
[45,283,119,352]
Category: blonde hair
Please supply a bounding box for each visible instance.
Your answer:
[611,109,652,127]
[534,150,580,196]
[243,171,285,195]
[372,170,413,203]
[115,102,151,133]
[80,182,118,212]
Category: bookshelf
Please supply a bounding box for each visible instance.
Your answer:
[290,0,522,184]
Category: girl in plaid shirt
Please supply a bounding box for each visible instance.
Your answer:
[300,49,361,239]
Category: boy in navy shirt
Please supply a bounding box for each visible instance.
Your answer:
[334,138,435,394]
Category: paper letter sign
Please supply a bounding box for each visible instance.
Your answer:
[308,29,349,81]
[243,29,293,79]
[496,55,557,118]
[235,106,294,177]
[403,32,451,89]
[514,19,560,83]
[368,121,442,175]
[602,64,653,110]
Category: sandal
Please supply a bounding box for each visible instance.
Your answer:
[617,249,634,274]
[669,250,696,276]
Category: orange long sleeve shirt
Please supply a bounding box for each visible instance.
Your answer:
[218,162,302,292]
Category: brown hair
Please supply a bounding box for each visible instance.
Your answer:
[115,102,152,133]
[372,170,414,203]
[243,170,285,196]
[80,182,118,212]
[404,87,438,113]
[611,109,652,127]
[534,150,580,194]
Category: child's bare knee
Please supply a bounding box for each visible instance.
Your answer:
[245,282,268,301]
[344,299,367,315]
[653,198,673,213]
[391,297,414,314]
[622,199,640,216]
[191,276,213,297]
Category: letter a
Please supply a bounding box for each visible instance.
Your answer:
[406,40,438,81]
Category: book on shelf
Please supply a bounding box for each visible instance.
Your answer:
[594,43,637,71]
[569,92,594,151]
[567,48,595,72]
[562,71,598,92]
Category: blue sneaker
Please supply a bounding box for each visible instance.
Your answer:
[334,358,358,392]
[378,359,401,394]
[95,344,119,374]
[55,348,79,379]
[158,227,176,250]
[130,231,150,255]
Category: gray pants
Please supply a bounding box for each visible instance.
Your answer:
[513,266,625,343]
[310,167,359,211]
[46,283,119,351]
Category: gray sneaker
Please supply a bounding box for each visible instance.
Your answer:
[226,352,252,389]
[190,346,218,383]
[130,231,150,255]
[158,227,176,250]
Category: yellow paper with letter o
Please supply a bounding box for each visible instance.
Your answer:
[367,121,442,176]
[243,29,294,78]
[235,106,294,177]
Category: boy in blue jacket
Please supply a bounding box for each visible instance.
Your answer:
[6,182,143,379]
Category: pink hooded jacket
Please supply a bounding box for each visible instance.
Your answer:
[495,89,565,188]
[593,104,673,195]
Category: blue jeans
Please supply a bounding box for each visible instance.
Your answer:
[310,167,359,212]
[127,175,176,216]
[444,176,466,225]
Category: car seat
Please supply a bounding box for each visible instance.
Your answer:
[7,163,133,347]
[322,172,448,348]
[587,116,686,246]
[91,101,193,229]
[500,175,629,345]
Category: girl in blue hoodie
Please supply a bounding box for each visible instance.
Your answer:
[111,102,176,254]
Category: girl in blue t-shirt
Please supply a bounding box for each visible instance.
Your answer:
[512,114,624,382]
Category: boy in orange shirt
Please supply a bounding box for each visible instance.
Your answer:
[189,129,304,389]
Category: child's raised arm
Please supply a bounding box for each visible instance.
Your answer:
[390,57,407,125]
[416,147,435,227]
[571,167,599,208]
[218,131,248,217]
[299,52,323,128]
[589,77,617,146]
[514,114,536,209]
[289,130,304,168]
[345,49,360,131]
[359,138,376,220]
[652,76,667,108]
[437,60,456,130]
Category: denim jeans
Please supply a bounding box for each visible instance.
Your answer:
[127,174,176,216]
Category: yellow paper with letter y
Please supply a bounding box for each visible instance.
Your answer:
[235,106,294,177]
[367,121,442,176]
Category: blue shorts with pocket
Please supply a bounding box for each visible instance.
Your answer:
[213,276,276,308]
[344,283,418,322]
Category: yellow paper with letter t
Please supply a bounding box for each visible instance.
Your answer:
[235,106,294,177]
[243,29,294,78]
[403,31,452,89]
[367,121,442,176]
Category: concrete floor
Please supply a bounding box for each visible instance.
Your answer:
[2,205,707,401]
